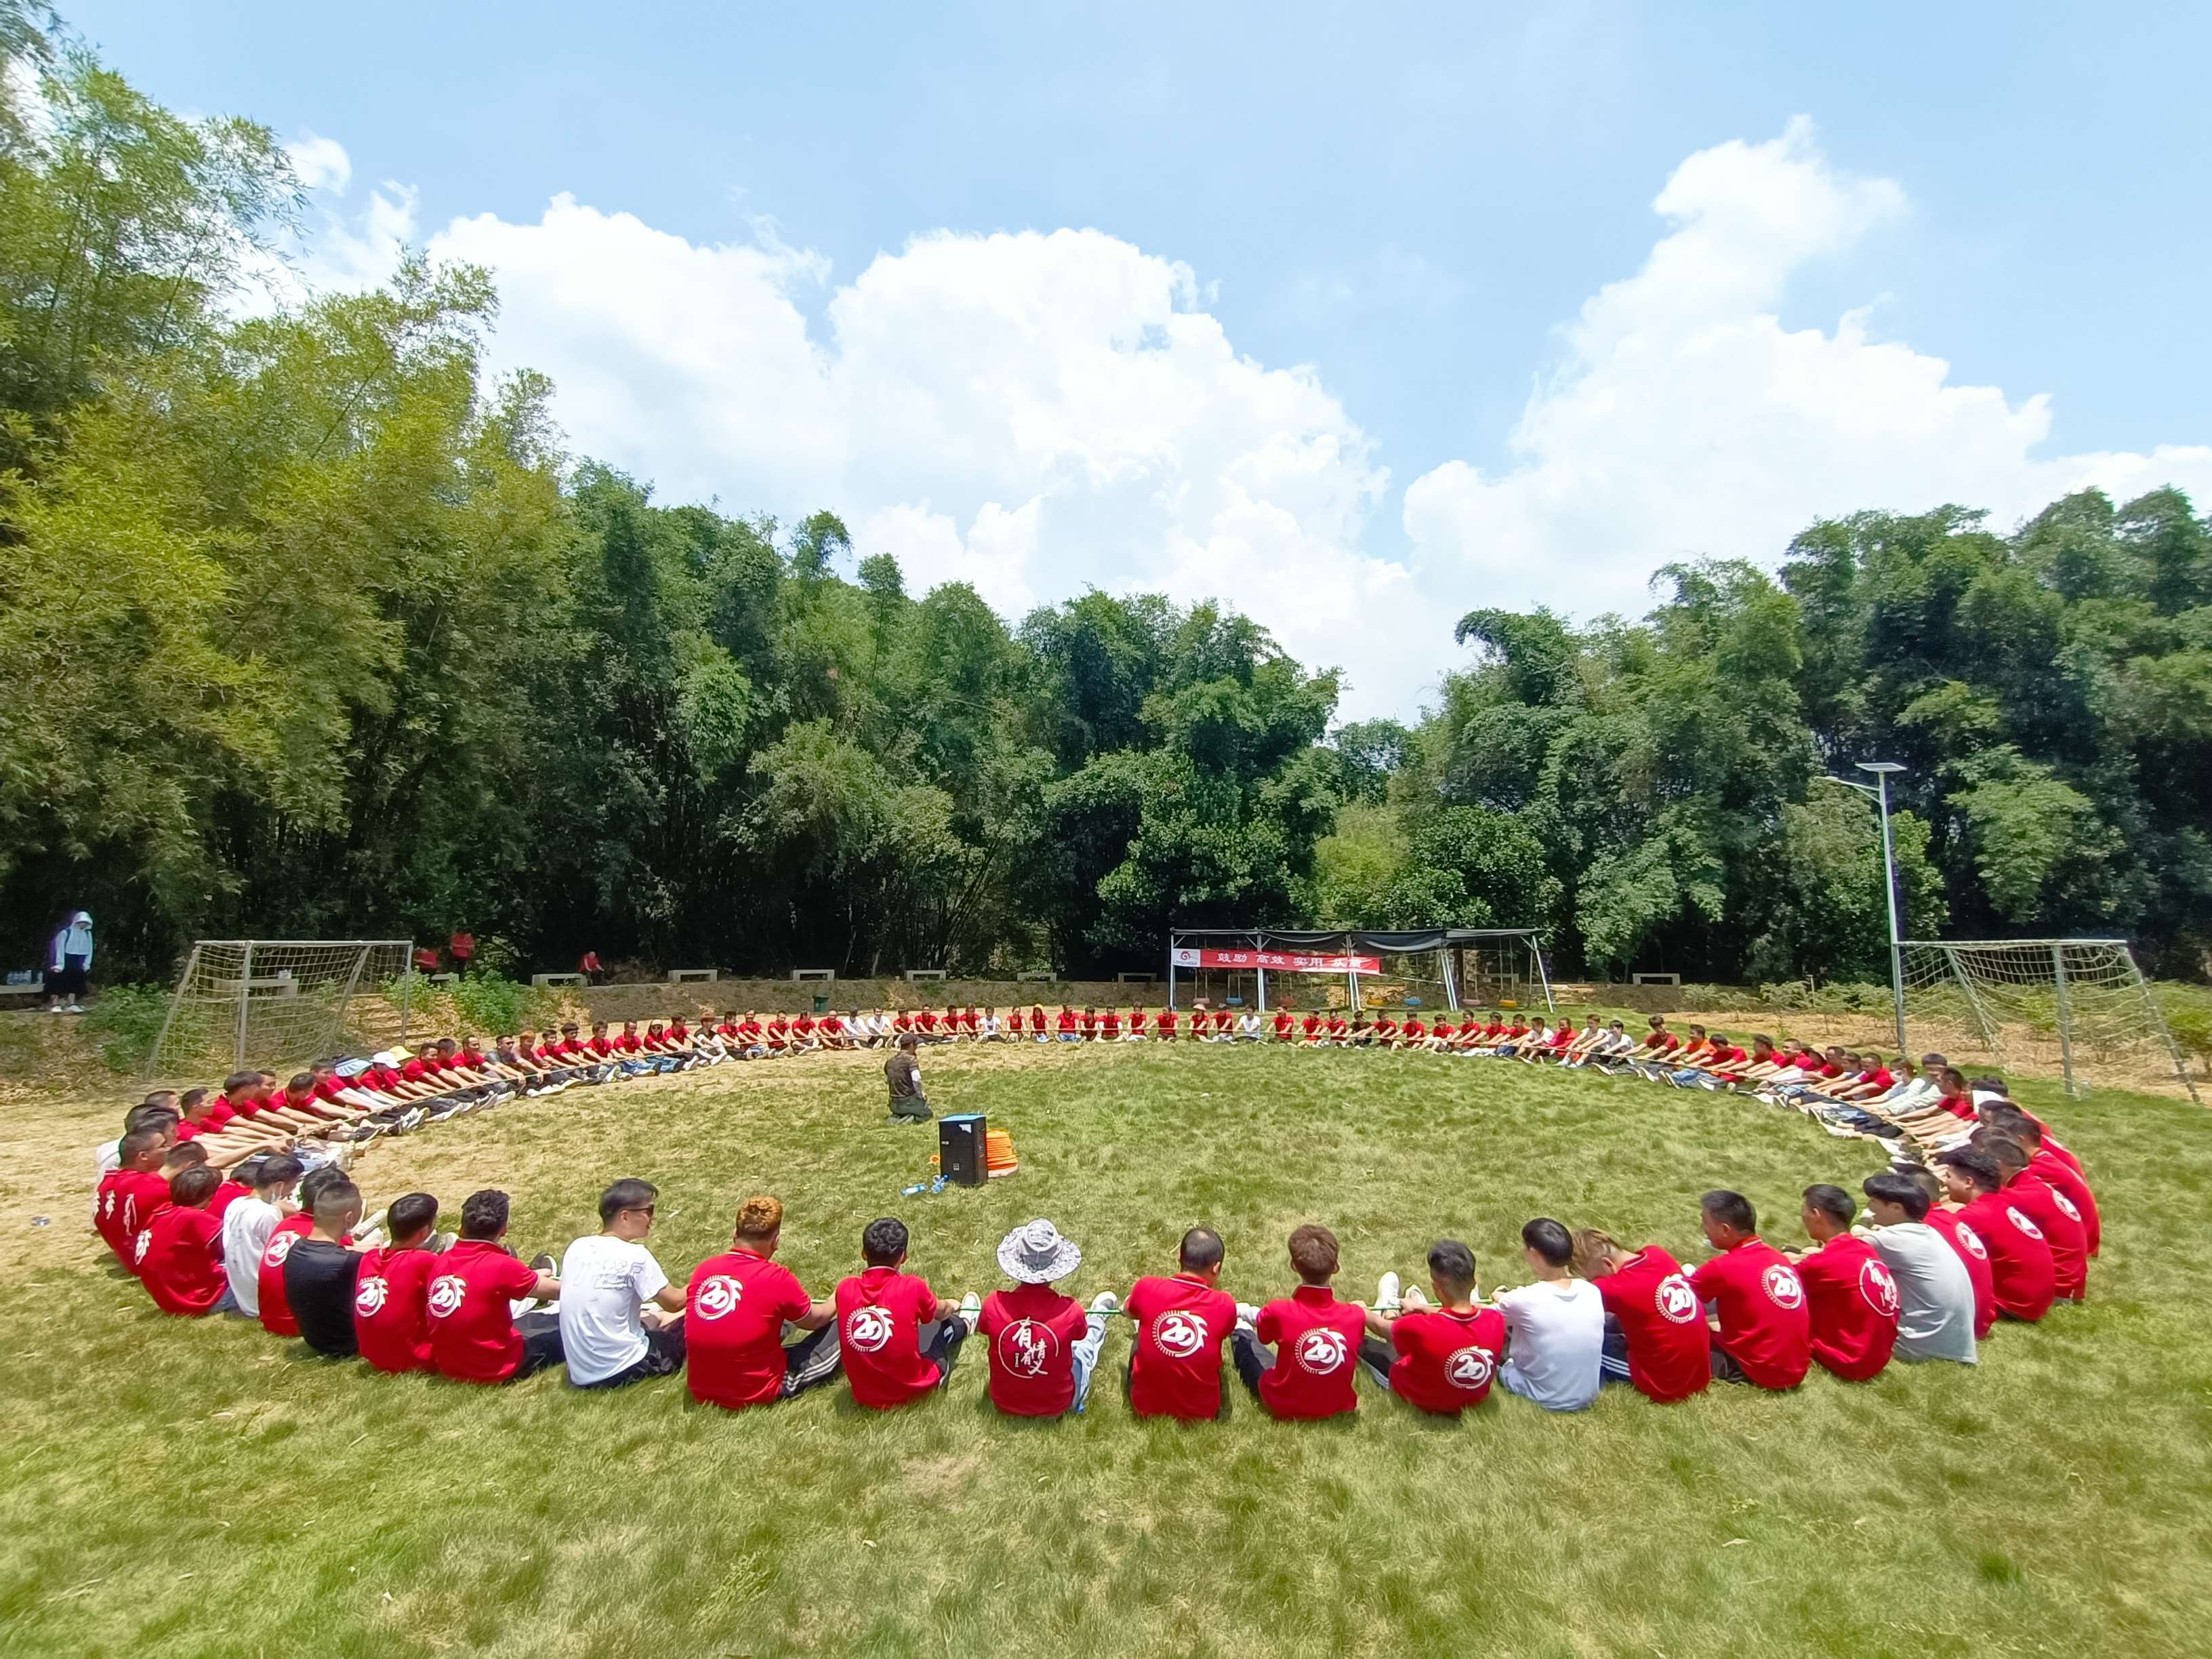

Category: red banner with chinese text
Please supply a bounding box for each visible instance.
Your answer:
[1171,947,1380,975]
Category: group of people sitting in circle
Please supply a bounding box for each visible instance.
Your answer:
[94,1036,2096,1416]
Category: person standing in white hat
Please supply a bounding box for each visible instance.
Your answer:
[978,1219,1119,1417]
[46,910,94,1012]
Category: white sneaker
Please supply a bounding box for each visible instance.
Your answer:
[1375,1271,1401,1315]
[957,1290,982,1332]
[1089,1290,1120,1316]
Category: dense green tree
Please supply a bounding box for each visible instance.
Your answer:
[3,16,2208,989]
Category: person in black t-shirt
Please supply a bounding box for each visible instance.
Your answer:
[285,1177,367,1358]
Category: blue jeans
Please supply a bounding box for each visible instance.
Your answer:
[1069,1311,1110,1412]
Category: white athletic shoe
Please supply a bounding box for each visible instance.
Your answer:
[1089,1290,1120,1316]
[1375,1271,1401,1316]
[957,1290,983,1332]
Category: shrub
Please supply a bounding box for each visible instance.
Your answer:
[81,983,177,1073]
[448,971,562,1037]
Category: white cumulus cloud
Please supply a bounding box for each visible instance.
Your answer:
[270,116,2211,716]
[426,203,1414,709]
[1403,116,2212,620]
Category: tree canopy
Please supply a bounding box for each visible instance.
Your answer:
[3,12,2207,985]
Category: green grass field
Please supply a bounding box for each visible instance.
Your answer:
[5,1042,2211,1658]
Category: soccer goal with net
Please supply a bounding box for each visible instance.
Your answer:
[1164,928,1552,1015]
[1899,938,2198,1103]
[145,940,417,1081]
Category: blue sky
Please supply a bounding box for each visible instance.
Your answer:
[62,2,2212,715]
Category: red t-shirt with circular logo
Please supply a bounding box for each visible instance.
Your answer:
[687,1248,815,1409]
[1124,1273,1237,1420]
[1254,1284,1366,1419]
[1388,1304,1506,1414]
[979,1283,1090,1416]
[1592,1245,1711,1402]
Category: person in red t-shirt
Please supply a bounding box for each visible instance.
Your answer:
[354,1191,444,1374]
[1571,1229,1711,1403]
[1098,1007,1122,1041]
[685,1195,842,1409]
[1687,1190,1811,1389]
[1977,1134,2087,1302]
[1983,1103,2099,1256]
[1935,1147,2055,1322]
[1027,1004,1047,1039]
[1054,1006,1080,1042]
[834,1217,979,1409]
[1356,1239,1506,1414]
[1324,1012,1351,1044]
[1124,1227,1238,1420]
[1231,1223,1367,1420]
[1913,1167,1997,1339]
[97,1126,176,1265]
[980,1219,1117,1417]
[579,949,605,984]
[1126,1006,1150,1041]
[1298,1011,1323,1044]
[426,1189,565,1382]
[137,1166,232,1316]
[1271,1010,1295,1042]
[1156,1006,1179,1040]
[1790,1185,1900,1381]
[258,1164,352,1336]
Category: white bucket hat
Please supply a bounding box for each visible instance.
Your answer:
[996,1218,1082,1284]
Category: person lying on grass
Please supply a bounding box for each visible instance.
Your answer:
[980,1219,1118,1418]
[685,1194,842,1410]
[834,1216,981,1410]
[1231,1223,1366,1421]
[355,1191,444,1374]
[560,1179,689,1390]
[1568,1228,1710,1403]
[173,1086,283,1162]
[1492,1218,1604,1411]
[1788,1184,1900,1382]
[1855,1172,1978,1366]
[1124,1226,1237,1420]
[138,1165,232,1317]
[426,1189,565,1384]
[1971,1131,2087,1303]
[1355,1238,1506,1415]
[1687,1189,1810,1389]
[287,1176,369,1359]
[1932,1147,2054,1324]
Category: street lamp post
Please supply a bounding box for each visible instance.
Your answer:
[1818,761,1909,1057]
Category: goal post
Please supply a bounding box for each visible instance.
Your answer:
[146,939,416,1081]
[1164,928,1551,1016]
[1899,938,2198,1104]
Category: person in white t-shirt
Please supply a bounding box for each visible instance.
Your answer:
[220,1153,303,1319]
[559,1179,687,1389]
[1236,1011,1264,1041]
[977,1009,1002,1041]
[1492,1217,1604,1411]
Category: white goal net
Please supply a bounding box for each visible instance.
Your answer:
[1899,938,2198,1103]
[146,940,416,1081]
